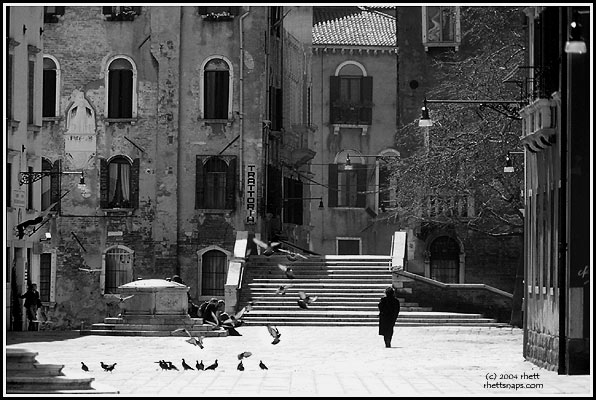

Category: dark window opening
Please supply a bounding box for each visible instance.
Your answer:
[283,177,303,225]
[28,60,35,124]
[330,75,373,125]
[107,58,133,118]
[204,59,229,119]
[195,155,237,210]
[201,250,227,296]
[44,6,65,23]
[43,58,57,117]
[103,6,141,21]
[40,253,51,302]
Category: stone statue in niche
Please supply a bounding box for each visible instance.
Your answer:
[64,90,97,170]
[66,91,96,134]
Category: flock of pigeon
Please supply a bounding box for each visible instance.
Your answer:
[78,237,313,375]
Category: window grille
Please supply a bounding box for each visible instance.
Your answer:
[201,250,227,296]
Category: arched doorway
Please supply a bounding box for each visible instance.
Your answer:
[201,249,227,297]
[429,236,460,283]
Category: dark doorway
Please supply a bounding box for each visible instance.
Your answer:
[429,236,460,283]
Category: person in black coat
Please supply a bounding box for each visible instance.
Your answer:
[20,283,43,331]
[378,286,401,348]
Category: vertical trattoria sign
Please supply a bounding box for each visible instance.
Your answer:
[245,164,257,224]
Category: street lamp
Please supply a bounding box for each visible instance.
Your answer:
[565,14,587,54]
[418,98,527,127]
[283,197,324,209]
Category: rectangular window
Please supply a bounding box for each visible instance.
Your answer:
[43,68,57,117]
[283,177,303,225]
[329,76,373,125]
[7,163,12,208]
[195,156,236,210]
[338,169,358,207]
[8,54,13,120]
[204,71,229,119]
[27,166,34,210]
[44,6,65,23]
[39,253,52,302]
[337,239,360,255]
[422,6,461,50]
[268,86,283,131]
[205,170,226,208]
[28,61,35,124]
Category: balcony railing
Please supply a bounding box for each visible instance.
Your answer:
[330,102,372,125]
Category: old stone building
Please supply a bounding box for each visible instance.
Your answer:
[5,5,313,329]
[6,5,46,331]
[307,6,522,293]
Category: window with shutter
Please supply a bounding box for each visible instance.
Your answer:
[196,155,237,210]
[328,164,338,207]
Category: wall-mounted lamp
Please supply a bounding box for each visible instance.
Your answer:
[418,98,527,127]
[504,151,524,173]
[19,169,85,186]
[565,19,587,54]
[283,197,324,210]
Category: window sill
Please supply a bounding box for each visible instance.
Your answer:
[105,118,137,125]
[43,116,63,125]
[331,124,369,136]
[200,119,233,126]
[423,42,460,52]
[7,118,21,130]
[197,209,233,215]
[103,208,135,216]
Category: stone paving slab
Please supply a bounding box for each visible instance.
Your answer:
[4,326,593,396]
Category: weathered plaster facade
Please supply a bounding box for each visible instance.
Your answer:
[10,6,313,329]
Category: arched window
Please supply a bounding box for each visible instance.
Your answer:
[103,246,134,294]
[201,249,227,296]
[201,56,233,120]
[195,155,237,210]
[106,56,136,119]
[42,56,60,117]
[107,156,131,208]
[330,61,372,125]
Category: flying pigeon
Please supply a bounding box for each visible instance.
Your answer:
[252,237,282,256]
[277,264,295,279]
[196,360,204,371]
[100,362,117,372]
[171,328,205,348]
[81,362,89,372]
[298,291,318,309]
[182,358,194,371]
[266,325,281,345]
[105,294,135,303]
[285,251,308,261]
[237,351,252,360]
[205,359,218,370]
[237,360,245,371]
[259,360,268,370]
[275,284,293,295]
[221,303,252,328]
[78,267,103,273]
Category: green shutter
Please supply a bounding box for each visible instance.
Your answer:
[356,164,367,208]
[130,158,140,209]
[328,164,338,207]
[195,156,205,209]
[329,76,340,123]
[361,76,373,124]
[100,158,109,208]
[51,160,61,214]
[225,156,236,210]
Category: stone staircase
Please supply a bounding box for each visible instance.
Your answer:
[6,348,118,394]
[80,315,228,338]
[238,254,506,327]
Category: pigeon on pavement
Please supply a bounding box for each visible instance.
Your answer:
[100,362,117,372]
[156,360,169,371]
[196,360,204,370]
[182,358,194,370]
[205,359,218,370]
[266,325,281,345]
[171,327,205,348]
[81,362,89,372]
[259,360,268,370]
[237,360,244,371]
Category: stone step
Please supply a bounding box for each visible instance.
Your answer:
[6,376,96,391]
[102,316,204,325]
[80,329,229,337]
[246,282,392,287]
[7,362,65,376]
[241,320,509,327]
[249,275,392,280]
[6,348,39,363]
[242,310,490,319]
[241,316,500,324]
[244,294,409,301]
[247,306,432,312]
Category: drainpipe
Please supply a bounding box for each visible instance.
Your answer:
[239,7,250,208]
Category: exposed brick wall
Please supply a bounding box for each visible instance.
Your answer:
[525,330,559,371]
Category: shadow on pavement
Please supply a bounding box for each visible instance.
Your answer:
[6,330,82,345]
